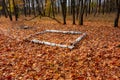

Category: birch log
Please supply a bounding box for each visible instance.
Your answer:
[46,30,82,34]
[31,39,74,49]
[72,33,86,46]
[26,30,86,49]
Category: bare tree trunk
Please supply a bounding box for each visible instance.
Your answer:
[71,0,75,24]
[57,0,60,13]
[36,0,42,16]
[48,2,52,17]
[94,0,98,16]
[114,0,120,27]
[88,0,91,14]
[8,0,13,21]
[28,0,31,16]
[68,0,71,15]
[60,0,67,24]
[51,0,55,18]
[13,0,19,21]
[85,1,88,16]
[2,0,8,18]
[79,0,87,25]
[32,0,36,16]
[23,0,27,17]
[76,0,80,20]
[102,0,106,15]
[98,0,101,13]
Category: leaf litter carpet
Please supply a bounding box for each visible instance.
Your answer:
[0,17,120,79]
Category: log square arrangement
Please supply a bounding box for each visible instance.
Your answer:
[26,30,86,49]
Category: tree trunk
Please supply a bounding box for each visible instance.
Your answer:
[13,0,19,21]
[79,0,87,25]
[28,0,31,16]
[36,0,42,16]
[2,0,8,18]
[60,0,67,24]
[51,0,55,18]
[71,0,75,24]
[8,0,13,21]
[88,0,91,14]
[102,0,105,14]
[76,0,80,20]
[98,0,101,13]
[114,0,120,27]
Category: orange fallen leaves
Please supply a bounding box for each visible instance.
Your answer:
[0,16,120,79]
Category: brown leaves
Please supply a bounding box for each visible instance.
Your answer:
[0,16,120,79]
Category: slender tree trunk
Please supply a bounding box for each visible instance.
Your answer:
[8,0,13,21]
[28,0,31,16]
[36,0,42,16]
[40,0,45,16]
[76,0,80,20]
[94,0,98,16]
[23,0,27,17]
[98,0,101,13]
[79,0,86,25]
[85,1,88,16]
[60,0,67,24]
[32,0,36,16]
[114,0,120,27]
[2,0,8,18]
[51,0,55,18]
[0,10,1,17]
[13,0,19,21]
[102,0,105,15]
[48,2,51,17]
[88,0,91,14]
[71,0,75,24]
[57,0,60,13]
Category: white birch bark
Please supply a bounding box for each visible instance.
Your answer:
[26,30,86,49]
[72,33,86,46]
[46,30,82,34]
[31,39,74,49]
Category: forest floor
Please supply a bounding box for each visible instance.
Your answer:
[0,14,120,80]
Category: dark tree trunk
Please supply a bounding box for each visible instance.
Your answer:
[71,0,75,24]
[114,0,120,27]
[85,1,88,16]
[79,0,83,25]
[51,0,55,18]
[88,0,91,14]
[8,0,13,21]
[102,0,106,15]
[48,2,52,17]
[94,0,98,16]
[40,0,45,16]
[32,0,36,16]
[76,0,80,20]
[13,0,19,21]
[2,0,8,18]
[36,0,42,16]
[60,0,67,24]
[28,0,31,16]
[98,0,101,13]
[23,0,27,17]
[79,0,87,25]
